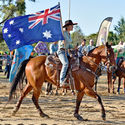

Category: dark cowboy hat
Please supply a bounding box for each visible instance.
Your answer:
[63,20,77,28]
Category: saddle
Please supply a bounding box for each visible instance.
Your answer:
[45,52,80,90]
[45,54,79,72]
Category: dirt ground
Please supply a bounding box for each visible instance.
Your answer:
[0,72,125,125]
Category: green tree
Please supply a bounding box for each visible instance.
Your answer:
[108,31,118,45]
[114,17,125,41]
[0,40,9,52]
[85,33,97,46]
[71,25,84,47]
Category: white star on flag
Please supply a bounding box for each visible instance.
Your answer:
[9,20,14,25]
[19,28,24,33]
[16,40,20,45]
[8,34,11,38]
[43,30,52,39]
[3,28,8,33]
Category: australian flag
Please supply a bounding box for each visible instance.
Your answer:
[2,4,64,51]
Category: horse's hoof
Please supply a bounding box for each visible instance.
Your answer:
[12,110,16,116]
[62,92,66,96]
[40,113,49,118]
[55,92,58,95]
[12,107,18,116]
[49,91,54,95]
[108,89,110,93]
[45,92,49,95]
[74,113,84,121]
[102,113,106,121]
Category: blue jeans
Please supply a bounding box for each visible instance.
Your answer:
[116,57,123,65]
[57,49,69,83]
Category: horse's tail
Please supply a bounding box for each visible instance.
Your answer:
[8,58,30,101]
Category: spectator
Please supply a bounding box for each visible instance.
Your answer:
[4,52,12,78]
[0,53,3,72]
[87,39,95,52]
[114,41,124,65]
[78,39,87,57]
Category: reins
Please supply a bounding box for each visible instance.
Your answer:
[80,45,112,78]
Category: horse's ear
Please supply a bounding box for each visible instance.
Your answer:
[106,42,111,48]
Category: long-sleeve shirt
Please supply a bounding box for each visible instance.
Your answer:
[87,45,95,52]
[78,45,87,57]
[49,43,58,54]
[58,31,73,50]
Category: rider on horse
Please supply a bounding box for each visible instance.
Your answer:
[57,20,77,87]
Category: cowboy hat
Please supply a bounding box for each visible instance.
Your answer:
[63,20,77,28]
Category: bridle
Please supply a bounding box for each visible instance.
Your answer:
[104,46,116,73]
[80,45,116,77]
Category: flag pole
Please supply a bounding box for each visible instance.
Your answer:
[58,2,67,56]
[68,0,71,20]
[58,2,64,35]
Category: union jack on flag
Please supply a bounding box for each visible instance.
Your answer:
[29,4,61,29]
[2,4,64,51]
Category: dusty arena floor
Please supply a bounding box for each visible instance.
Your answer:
[0,72,125,125]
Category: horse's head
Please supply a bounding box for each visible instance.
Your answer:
[100,42,116,72]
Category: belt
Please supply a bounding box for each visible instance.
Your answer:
[60,48,65,51]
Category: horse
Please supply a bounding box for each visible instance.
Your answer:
[111,59,125,94]
[8,42,116,121]
[84,58,121,94]
[94,63,116,93]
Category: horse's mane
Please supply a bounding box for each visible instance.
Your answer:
[88,46,98,55]
[87,45,106,56]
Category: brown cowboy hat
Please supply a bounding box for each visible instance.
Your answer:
[63,20,77,28]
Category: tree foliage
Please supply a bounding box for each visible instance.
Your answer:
[85,33,98,46]
[71,25,84,47]
[108,31,118,45]
[114,17,125,41]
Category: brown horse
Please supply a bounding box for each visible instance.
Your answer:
[8,43,116,121]
[94,61,116,93]
[112,59,125,94]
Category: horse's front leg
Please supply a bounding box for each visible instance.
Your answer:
[74,90,84,121]
[112,77,116,94]
[96,94,106,120]
[84,87,106,120]
[123,78,125,93]
[117,77,121,94]
[107,72,112,93]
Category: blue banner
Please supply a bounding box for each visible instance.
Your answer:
[9,45,33,83]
